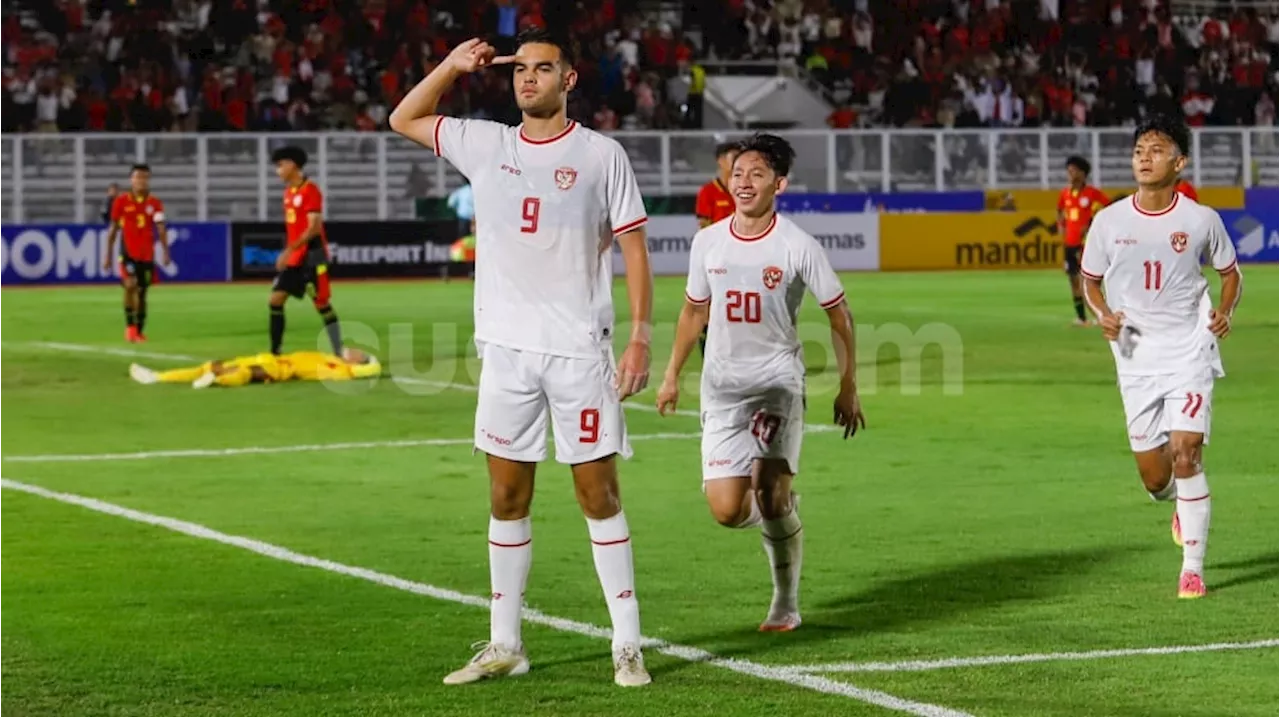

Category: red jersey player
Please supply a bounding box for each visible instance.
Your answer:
[390,30,654,687]
[657,134,864,632]
[1080,116,1242,600]
[103,164,169,343]
[267,146,343,356]
[693,141,740,355]
[1057,156,1110,326]
[1175,179,1199,201]
[695,142,739,229]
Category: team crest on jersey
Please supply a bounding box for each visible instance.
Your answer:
[554,167,578,190]
[1078,196,1090,207]
[762,265,784,290]
[1169,231,1189,253]
[293,194,303,207]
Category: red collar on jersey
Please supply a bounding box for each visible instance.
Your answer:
[1131,191,1179,217]
[730,213,778,242]
[519,120,577,145]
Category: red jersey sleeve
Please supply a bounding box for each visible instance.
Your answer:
[695,183,714,220]
[302,183,323,215]
[150,197,166,223]
[1089,187,1110,210]
[1176,181,1199,201]
[1056,188,1068,212]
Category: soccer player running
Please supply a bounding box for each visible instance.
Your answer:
[1079,117,1242,600]
[102,165,169,343]
[1057,156,1110,326]
[268,146,343,356]
[389,29,655,686]
[694,141,740,355]
[656,134,865,631]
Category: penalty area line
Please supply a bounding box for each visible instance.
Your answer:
[0,478,972,717]
[782,639,1280,674]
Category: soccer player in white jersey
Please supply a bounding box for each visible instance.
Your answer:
[1079,117,1242,600]
[655,134,866,630]
[388,29,655,686]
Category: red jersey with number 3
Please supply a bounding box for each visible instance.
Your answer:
[111,193,165,260]
[283,180,326,267]
[695,179,735,225]
[1057,185,1109,247]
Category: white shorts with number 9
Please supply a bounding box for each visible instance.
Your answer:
[700,388,805,481]
[1118,366,1215,453]
[474,342,631,465]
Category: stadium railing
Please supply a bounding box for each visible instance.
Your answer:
[3,127,1275,223]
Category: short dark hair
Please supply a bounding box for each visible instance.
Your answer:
[1133,115,1190,156]
[271,146,308,168]
[515,27,575,66]
[714,141,739,159]
[734,133,796,178]
[1065,155,1091,175]
[130,163,150,174]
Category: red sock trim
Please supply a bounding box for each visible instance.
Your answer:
[488,538,532,548]
[1177,494,1210,502]
[590,536,630,546]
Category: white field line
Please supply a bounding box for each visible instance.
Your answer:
[1,478,972,717]
[1,432,704,464]
[783,639,1280,674]
[14,341,840,433]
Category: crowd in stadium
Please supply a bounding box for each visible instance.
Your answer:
[2,0,1276,134]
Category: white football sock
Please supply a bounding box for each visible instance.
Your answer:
[488,516,532,649]
[1175,473,1211,574]
[587,512,641,650]
[733,493,763,528]
[761,507,803,615]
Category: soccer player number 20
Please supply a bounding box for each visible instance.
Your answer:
[725,290,762,323]
[521,197,541,234]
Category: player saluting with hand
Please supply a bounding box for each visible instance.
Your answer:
[389,30,655,686]
[656,134,865,631]
[1080,116,1242,599]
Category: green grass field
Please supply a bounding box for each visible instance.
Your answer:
[3,268,1277,717]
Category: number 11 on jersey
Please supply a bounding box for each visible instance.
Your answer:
[521,197,541,234]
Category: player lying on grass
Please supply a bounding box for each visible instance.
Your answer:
[656,133,866,631]
[128,348,380,389]
[1079,115,1242,600]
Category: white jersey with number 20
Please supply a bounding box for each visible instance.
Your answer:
[686,213,846,399]
[1080,193,1238,377]
[433,118,647,359]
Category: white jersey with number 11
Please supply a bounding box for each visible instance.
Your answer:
[1080,193,1238,377]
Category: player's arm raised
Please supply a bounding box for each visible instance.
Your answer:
[1206,212,1242,338]
[389,39,513,151]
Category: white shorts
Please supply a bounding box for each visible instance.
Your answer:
[474,343,631,465]
[1118,366,1214,452]
[701,387,805,481]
